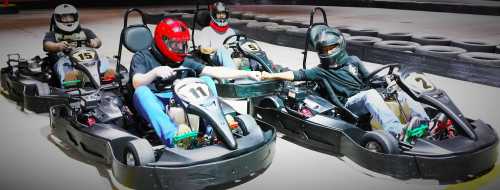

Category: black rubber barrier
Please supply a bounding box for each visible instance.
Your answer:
[233,19,500,88]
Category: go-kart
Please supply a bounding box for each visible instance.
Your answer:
[49,8,276,190]
[0,44,128,113]
[250,7,498,182]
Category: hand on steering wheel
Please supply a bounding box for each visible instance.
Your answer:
[154,66,176,79]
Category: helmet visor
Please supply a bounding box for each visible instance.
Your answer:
[163,37,188,54]
[56,14,77,23]
[318,43,340,58]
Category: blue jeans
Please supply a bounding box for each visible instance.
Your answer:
[345,89,429,135]
[212,47,236,69]
[53,54,110,88]
[132,76,217,147]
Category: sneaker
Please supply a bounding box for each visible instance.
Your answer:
[399,117,429,143]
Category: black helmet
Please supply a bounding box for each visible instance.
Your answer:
[313,27,348,68]
[209,1,229,28]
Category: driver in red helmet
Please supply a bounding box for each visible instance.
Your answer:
[195,1,237,68]
[129,18,261,147]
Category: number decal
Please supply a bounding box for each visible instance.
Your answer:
[415,77,432,90]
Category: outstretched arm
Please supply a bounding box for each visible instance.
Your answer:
[200,66,261,80]
[261,71,295,81]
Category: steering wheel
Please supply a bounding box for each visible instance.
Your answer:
[365,63,401,86]
[155,68,197,90]
[62,40,92,54]
[223,34,247,49]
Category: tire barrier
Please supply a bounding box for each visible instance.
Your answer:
[458,52,500,67]
[342,33,351,38]
[241,12,256,20]
[346,36,382,45]
[228,12,500,87]
[254,14,272,22]
[348,28,379,37]
[374,40,420,52]
[411,35,451,46]
[333,25,351,33]
[245,21,279,41]
[497,45,500,54]
[268,16,285,24]
[229,19,256,32]
[415,45,467,58]
[378,32,412,41]
[231,11,243,19]
[271,25,299,46]
[450,40,497,53]
[280,19,305,28]
[346,43,500,87]
[284,27,308,49]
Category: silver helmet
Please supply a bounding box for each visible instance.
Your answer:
[53,4,80,33]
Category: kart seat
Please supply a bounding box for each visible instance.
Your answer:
[122,25,153,53]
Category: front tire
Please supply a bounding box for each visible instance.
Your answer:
[360,130,400,154]
[123,139,155,166]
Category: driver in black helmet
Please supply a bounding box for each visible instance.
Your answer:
[43,4,114,88]
[262,27,430,141]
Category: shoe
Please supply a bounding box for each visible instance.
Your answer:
[399,117,429,143]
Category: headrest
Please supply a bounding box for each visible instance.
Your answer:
[122,25,153,52]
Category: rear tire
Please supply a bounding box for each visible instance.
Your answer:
[123,139,155,166]
[360,130,400,154]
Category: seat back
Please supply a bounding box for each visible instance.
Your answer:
[122,25,153,53]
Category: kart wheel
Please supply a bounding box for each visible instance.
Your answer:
[123,139,155,166]
[361,130,400,154]
[411,35,450,46]
[451,40,496,53]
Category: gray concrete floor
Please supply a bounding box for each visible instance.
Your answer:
[0,5,499,190]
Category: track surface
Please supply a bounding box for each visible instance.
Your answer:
[0,5,499,190]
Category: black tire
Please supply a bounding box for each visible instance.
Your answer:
[281,19,303,27]
[246,21,278,40]
[360,130,400,154]
[348,28,378,37]
[285,27,307,48]
[268,16,284,24]
[378,32,412,41]
[231,19,256,33]
[333,25,351,33]
[275,25,299,46]
[450,40,496,53]
[123,139,155,166]
[496,45,500,54]
[241,12,256,20]
[374,40,420,52]
[254,14,271,22]
[411,35,450,46]
[415,45,467,58]
[346,36,382,46]
[231,11,243,19]
[458,52,500,67]
[264,25,289,44]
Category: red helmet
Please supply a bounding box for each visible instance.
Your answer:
[154,18,190,64]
